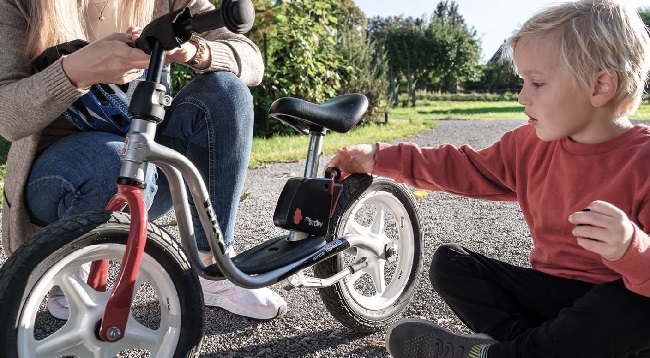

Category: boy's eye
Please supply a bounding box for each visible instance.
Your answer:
[531,82,544,88]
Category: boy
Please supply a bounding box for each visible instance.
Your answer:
[327,1,650,357]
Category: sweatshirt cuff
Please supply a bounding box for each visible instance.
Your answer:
[371,142,400,178]
[603,223,650,284]
[43,58,87,104]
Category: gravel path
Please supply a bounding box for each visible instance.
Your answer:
[0,119,537,357]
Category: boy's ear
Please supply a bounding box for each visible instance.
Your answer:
[590,70,618,108]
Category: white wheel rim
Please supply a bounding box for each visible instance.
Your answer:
[341,189,416,311]
[17,243,183,358]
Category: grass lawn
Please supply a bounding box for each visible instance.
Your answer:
[391,101,650,121]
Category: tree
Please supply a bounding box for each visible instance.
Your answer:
[367,1,482,105]
[368,16,435,106]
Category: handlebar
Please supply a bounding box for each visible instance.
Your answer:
[189,0,255,34]
[128,0,254,120]
[134,0,254,55]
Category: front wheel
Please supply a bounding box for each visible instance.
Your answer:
[314,174,424,333]
[0,211,203,358]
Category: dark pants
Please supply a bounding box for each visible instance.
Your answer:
[430,244,650,358]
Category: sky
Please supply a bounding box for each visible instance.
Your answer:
[354,0,650,62]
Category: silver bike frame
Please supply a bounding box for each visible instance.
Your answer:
[119,117,386,289]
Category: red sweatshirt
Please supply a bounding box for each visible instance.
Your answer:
[372,124,650,297]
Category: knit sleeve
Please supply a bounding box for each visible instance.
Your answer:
[171,0,264,86]
[371,128,521,201]
[0,0,86,142]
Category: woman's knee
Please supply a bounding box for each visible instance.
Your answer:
[26,132,126,223]
[177,72,253,109]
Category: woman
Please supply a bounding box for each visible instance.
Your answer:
[0,0,286,321]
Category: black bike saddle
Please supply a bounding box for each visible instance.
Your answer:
[269,94,368,134]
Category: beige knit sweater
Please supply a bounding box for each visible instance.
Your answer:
[0,0,264,254]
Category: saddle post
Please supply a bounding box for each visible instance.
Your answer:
[303,125,326,178]
[287,125,326,242]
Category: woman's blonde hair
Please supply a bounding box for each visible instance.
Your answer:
[26,0,155,60]
[504,0,650,115]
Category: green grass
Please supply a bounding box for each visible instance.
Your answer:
[391,101,650,121]
[249,118,438,168]
[391,101,526,120]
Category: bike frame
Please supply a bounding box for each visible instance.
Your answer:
[94,40,387,342]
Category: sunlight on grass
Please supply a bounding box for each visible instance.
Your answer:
[391,101,650,121]
[250,118,438,168]
[631,104,650,120]
[391,101,526,120]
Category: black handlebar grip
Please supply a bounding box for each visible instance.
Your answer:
[191,0,255,34]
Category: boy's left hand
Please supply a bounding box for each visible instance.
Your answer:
[569,200,634,261]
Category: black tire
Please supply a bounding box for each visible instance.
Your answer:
[0,211,203,358]
[314,174,424,333]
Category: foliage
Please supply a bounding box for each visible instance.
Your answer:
[336,28,390,123]
[426,14,482,93]
[249,0,345,136]
[173,0,384,137]
[367,1,482,107]
[639,7,650,28]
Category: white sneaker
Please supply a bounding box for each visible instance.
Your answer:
[199,277,287,320]
[47,263,91,320]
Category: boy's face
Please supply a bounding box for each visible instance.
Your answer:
[514,38,596,142]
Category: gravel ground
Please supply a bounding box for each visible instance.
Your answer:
[0,119,537,357]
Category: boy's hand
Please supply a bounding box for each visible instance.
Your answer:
[568,200,635,261]
[325,144,378,175]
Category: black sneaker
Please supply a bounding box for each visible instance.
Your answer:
[385,318,498,358]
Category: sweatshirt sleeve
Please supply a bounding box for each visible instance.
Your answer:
[371,129,521,201]
[172,0,264,86]
[0,0,86,142]
[602,202,650,297]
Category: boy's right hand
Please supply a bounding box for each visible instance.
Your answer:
[325,144,378,175]
[62,31,151,89]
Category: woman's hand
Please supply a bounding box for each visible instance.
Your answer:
[569,200,635,261]
[165,41,198,65]
[62,30,150,89]
[126,26,208,68]
[325,144,378,176]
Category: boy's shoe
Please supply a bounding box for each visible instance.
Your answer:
[385,318,498,358]
[199,277,287,320]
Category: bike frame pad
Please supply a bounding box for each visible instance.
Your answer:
[230,234,327,275]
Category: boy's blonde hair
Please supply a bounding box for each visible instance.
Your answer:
[504,0,650,115]
[26,0,155,61]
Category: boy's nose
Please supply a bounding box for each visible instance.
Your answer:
[517,89,529,106]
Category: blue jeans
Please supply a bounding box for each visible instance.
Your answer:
[25,72,254,250]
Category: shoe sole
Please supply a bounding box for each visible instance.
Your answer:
[385,318,497,358]
[47,297,70,320]
[203,293,287,321]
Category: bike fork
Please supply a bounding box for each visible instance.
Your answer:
[88,183,149,342]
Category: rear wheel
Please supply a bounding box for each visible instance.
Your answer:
[315,174,424,333]
[0,211,203,358]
